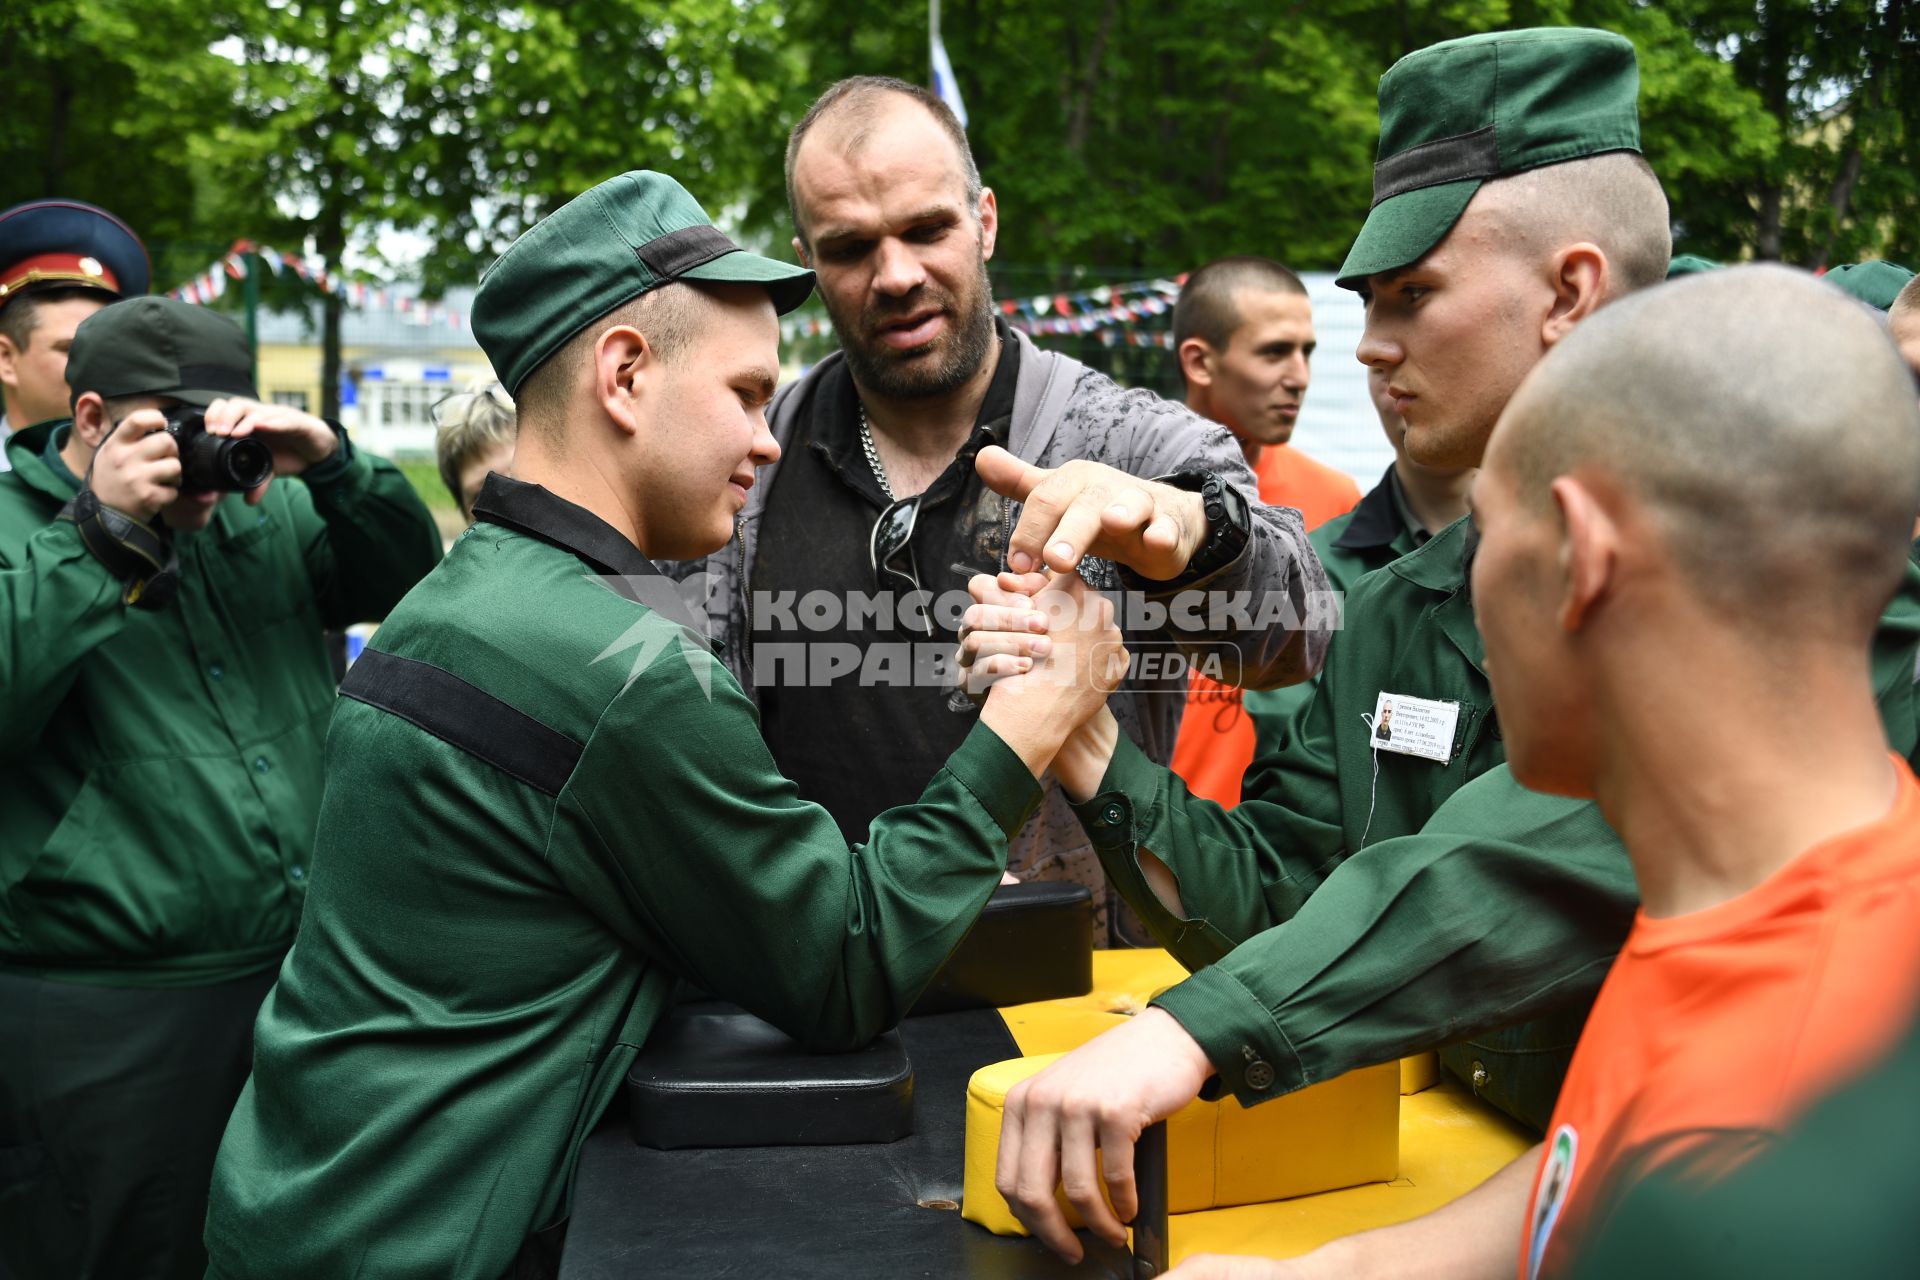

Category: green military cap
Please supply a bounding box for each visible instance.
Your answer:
[473,170,815,395]
[1337,27,1643,289]
[1666,254,1721,278]
[1822,260,1914,312]
[65,296,258,407]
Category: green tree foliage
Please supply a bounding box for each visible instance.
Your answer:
[0,0,242,286]
[764,0,1887,274]
[1637,0,1919,268]
[434,0,805,283]
[3,0,1915,374]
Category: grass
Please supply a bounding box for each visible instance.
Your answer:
[393,458,458,518]
[384,456,469,546]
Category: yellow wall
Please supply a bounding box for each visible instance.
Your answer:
[254,342,496,416]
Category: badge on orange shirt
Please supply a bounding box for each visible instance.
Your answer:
[1526,1124,1579,1280]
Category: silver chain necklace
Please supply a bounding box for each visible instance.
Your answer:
[857,403,894,502]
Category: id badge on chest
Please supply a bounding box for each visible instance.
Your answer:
[1369,691,1461,764]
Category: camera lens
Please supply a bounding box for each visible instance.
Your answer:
[221,437,274,490]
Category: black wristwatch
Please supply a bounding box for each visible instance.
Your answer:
[1158,470,1252,581]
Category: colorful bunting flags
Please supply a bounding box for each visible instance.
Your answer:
[779,271,1188,347]
[167,245,1184,350]
[165,240,469,331]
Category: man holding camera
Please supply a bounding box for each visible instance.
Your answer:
[0,296,442,1279]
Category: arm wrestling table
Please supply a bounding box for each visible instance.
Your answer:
[559,951,1536,1278]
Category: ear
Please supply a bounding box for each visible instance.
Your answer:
[1542,244,1608,348]
[1178,337,1215,390]
[0,333,19,390]
[596,326,653,437]
[977,187,999,261]
[791,235,811,269]
[1551,474,1617,634]
[70,392,110,447]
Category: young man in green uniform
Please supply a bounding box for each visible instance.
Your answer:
[1241,363,1475,731]
[970,28,1920,1261]
[0,298,443,1278]
[202,170,1127,1280]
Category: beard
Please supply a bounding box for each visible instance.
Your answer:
[826,252,998,400]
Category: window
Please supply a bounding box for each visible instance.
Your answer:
[374,383,442,430]
[269,390,310,412]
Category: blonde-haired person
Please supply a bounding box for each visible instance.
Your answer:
[434,380,516,521]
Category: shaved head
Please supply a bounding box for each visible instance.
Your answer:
[1473,151,1672,295]
[515,283,707,438]
[1492,264,1920,637]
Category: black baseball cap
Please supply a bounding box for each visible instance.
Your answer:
[65,296,259,408]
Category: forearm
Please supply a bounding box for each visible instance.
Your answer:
[1070,731,1347,968]
[1050,704,1119,801]
[1153,769,1636,1105]
[570,661,1045,1055]
[0,524,130,756]
[300,429,443,625]
[1095,402,1331,691]
[694,721,1037,1048]
[1301,1148,1540,1280]
[1137,501,1331,690]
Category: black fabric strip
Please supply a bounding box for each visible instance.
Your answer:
[340,649,582,797]
[635,224,739,280]
[1372,124,1500,205]
[473,473,662,580]
[174,362,259,398]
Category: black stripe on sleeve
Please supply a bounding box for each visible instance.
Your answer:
[340,649,583,797]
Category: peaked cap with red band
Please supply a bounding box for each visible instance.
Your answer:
[0,199,151,312]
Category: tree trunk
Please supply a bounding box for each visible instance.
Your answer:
[44,69,71,193]
[1064,0,1118,156]
[1813,143,1864,271]
[319,202,344,422]
[1756,186,1784,260]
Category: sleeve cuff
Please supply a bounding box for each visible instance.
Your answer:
[1152,964,1307,1107]
[1066,729,1162,849]
[300,422,368,494]
[947,720,1047,838]
[1069,734,1238,969]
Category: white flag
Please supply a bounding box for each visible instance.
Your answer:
[931,25,968,130]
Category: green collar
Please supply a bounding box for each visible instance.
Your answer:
[1386,512,1471,593]
[3,419,81,503]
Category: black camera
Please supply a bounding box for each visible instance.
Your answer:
[162,406,274,492]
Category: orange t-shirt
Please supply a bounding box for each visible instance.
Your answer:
[1168,443,1360,806]
[1520,758,1920,1279]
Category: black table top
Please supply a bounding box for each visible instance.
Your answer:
[560,1008,1134,1279]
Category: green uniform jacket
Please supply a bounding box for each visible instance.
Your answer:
[1074,517,1920,1129]
[0,422,441,986]
[204,476,1045,1280]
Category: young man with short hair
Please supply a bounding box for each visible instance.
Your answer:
[202,170,1128,1279]
[1168,255,1359,806]
[1243,363,1476,739]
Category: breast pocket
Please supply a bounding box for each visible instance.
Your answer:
[204,507,313,639]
